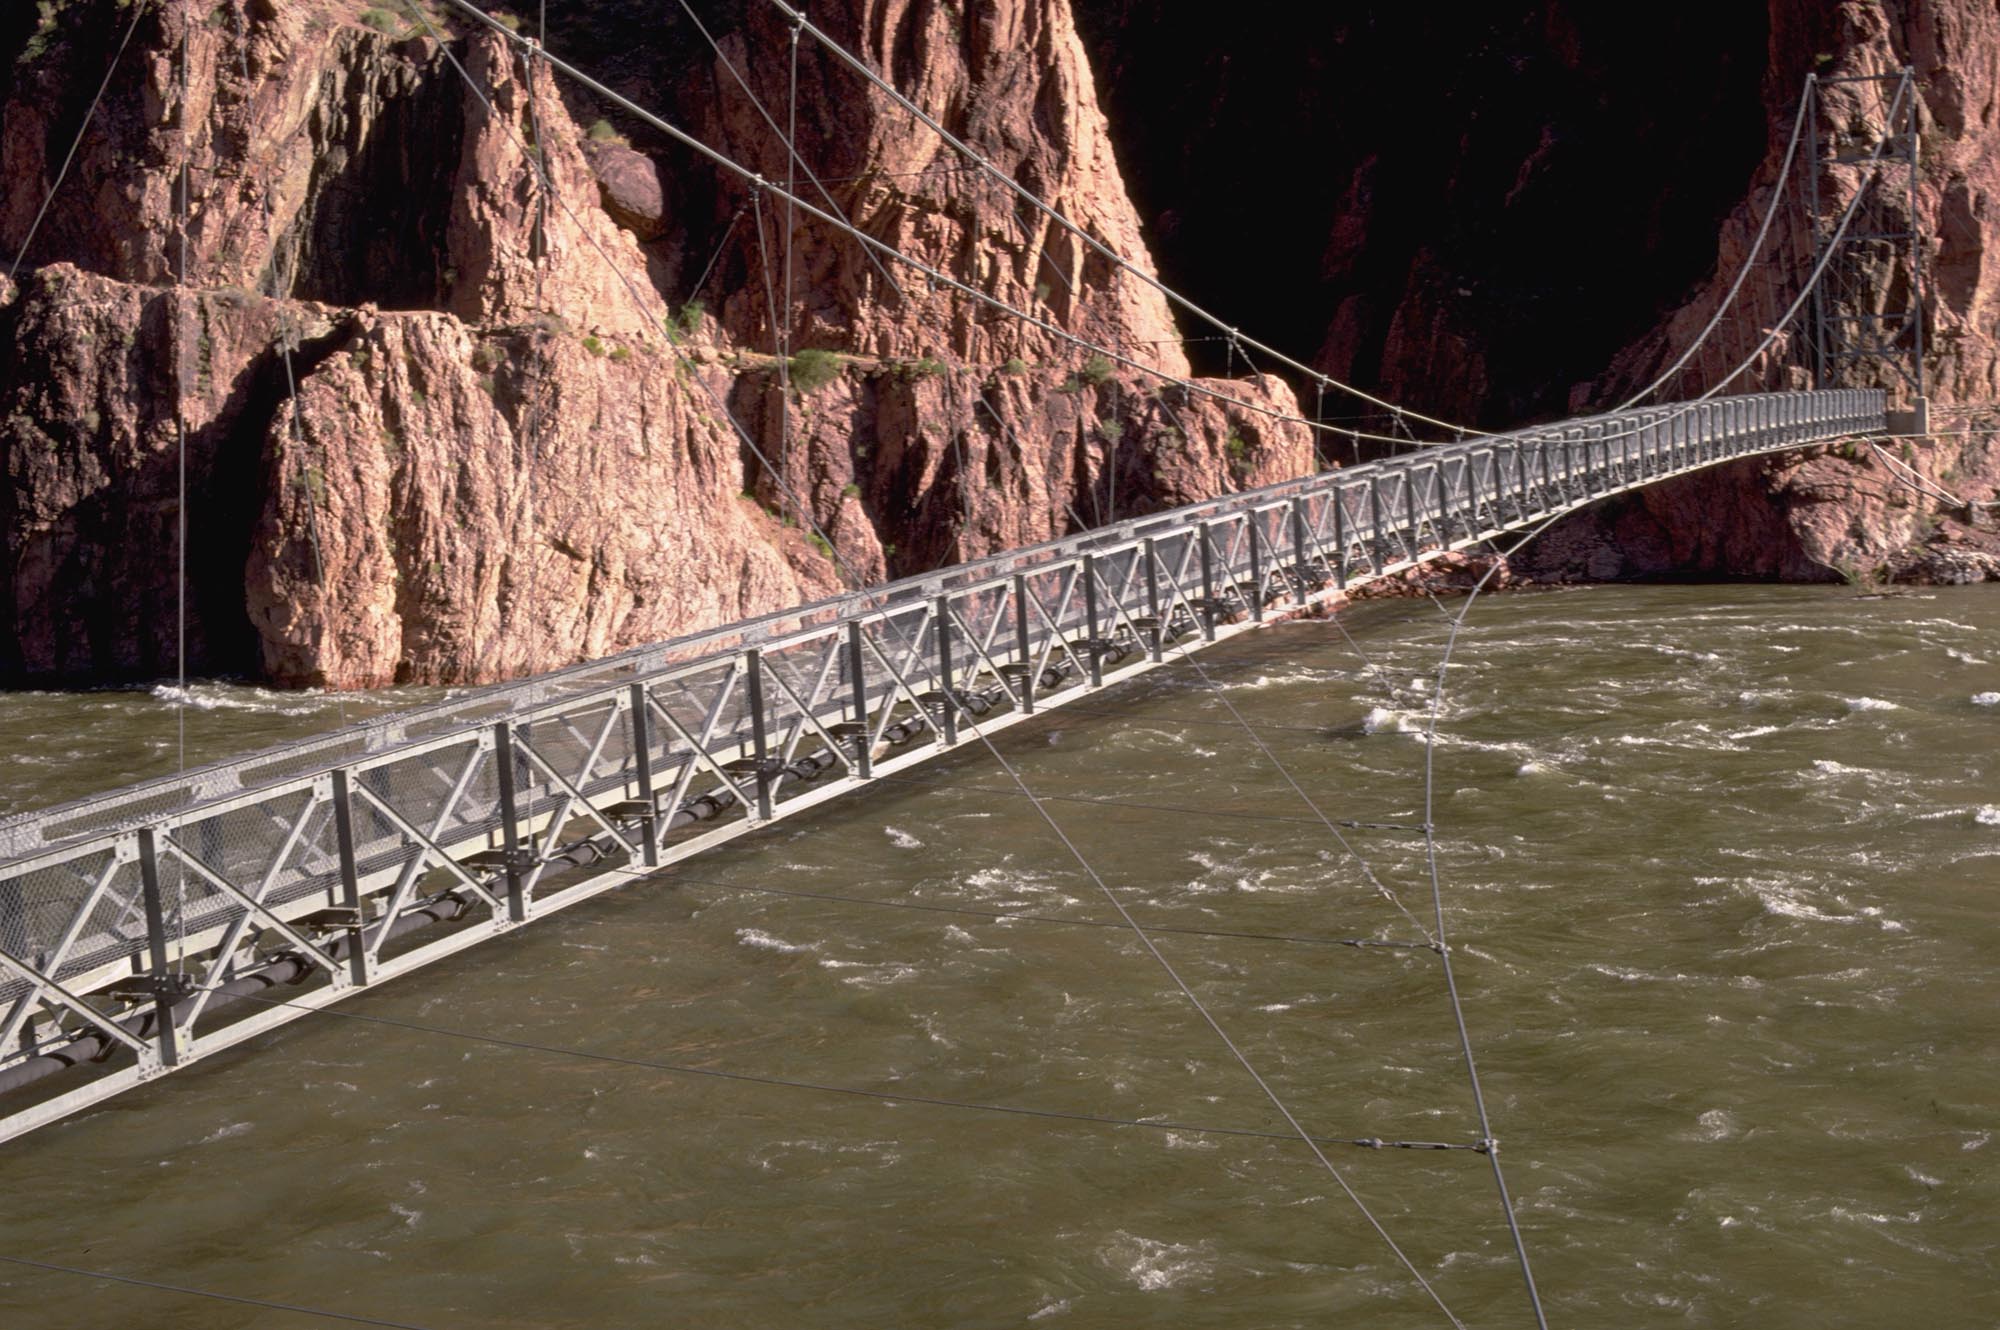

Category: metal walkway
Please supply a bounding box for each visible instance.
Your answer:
[0,388,1884,1140]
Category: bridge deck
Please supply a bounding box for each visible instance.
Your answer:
[0,388,1885,1140]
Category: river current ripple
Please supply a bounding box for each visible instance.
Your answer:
[0,582,1994,1328]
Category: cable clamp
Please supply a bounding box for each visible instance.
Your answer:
[1477,1137,1498,1155]
[107,973,199,1003]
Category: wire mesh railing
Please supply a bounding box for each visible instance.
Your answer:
[0,388,1883,1140]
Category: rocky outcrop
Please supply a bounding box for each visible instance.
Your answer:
[0,0,1308,687]
[1519,0,2000,583]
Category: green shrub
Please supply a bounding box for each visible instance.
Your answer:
[787,348,843,394]
[609,346,632,363]
[1224,428,1248,463]
[1002,356,1027,375]
[807,532,834,558]
[1079,353,1114,386]
[587,118,625,144]
[359,8,399,33]
[582,335,606,357]
[841,482,862,499]
[666,299,705,343]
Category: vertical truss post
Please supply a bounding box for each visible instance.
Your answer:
[931,597,959,744]
[626,684,658,867]
[1142,538,1164,660]
[330,769,373,986]
[1245,523,1264,622]
[1010,575,1035,716]
[492,723,529,922]
[1289,498,1309,608]
[1331,488,1347,588]
[845,620,873,776]
[1080,556,1105,685]
[1402,469,1420,558]
[1369,475,1387,570]
[134,828,183,1068]
[744,649,776,818]
[1196,521,1218,640]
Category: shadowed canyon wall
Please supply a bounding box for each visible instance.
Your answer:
[1,0,1994,687]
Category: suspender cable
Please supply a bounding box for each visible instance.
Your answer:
[669,0,904,299]
[1609,82,1812,411]
[171,3,194,972]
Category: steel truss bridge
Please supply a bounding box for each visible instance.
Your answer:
[0,388,1884,1141]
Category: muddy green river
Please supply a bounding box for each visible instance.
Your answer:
[0,582,1994,1328]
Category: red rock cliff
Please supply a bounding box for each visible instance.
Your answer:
[0,0,1307,687]
[4,1,1996,690]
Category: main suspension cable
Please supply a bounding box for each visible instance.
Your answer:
[763,0,1489,443]
[1610,81,1813,412]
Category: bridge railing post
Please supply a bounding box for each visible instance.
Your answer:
[1288,498,1310,606]
[1009,575,1035,716]
[744,648,776,817]
[1402,471,1420,561]
[1244,521,1265,622]
[1143,538,1164,660]
[1331,486,1348,588]
[491,723,529,923]
[330,768,372,987]
[1080,558,1105,685]
[931,597,959,744]
[1194,521,1219,639]
[1367,478,1387,573]
[846,621,875,775]
[626,684,659,867]
[134,827,184,1068]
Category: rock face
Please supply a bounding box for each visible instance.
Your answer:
[0,0,1307,686]
[1518,0,2000,583]
[1079,0,2000,587]
[2,1,1996,689]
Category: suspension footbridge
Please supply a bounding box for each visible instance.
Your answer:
[0,2,1938,1326]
